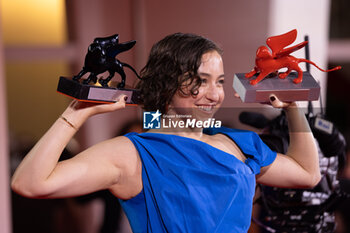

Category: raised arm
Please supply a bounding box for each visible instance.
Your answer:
[11,97,142,200]
[257,95,321,188]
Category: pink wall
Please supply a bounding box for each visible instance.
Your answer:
[0,13,12,233]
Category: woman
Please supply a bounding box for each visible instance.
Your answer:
[11,33,320,232]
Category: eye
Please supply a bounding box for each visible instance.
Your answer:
[199,78,207,84]
[218,78,225,85]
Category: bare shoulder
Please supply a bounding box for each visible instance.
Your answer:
[96,135,140,174]
[87,135,137,163]
[107,136,140,167]
[105,136,143,199]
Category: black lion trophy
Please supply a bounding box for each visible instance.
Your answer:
[57,34,141,104]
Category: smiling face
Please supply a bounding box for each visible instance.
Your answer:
[168,50,225,120]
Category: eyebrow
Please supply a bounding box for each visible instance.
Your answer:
[198,72,225,78]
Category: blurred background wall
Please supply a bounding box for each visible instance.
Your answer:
[1,0,349,232]
[0,5,11,233]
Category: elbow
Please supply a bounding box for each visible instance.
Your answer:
[303,172,322,189]
[11,178,29,197]
[11,178,35,198]
[11,177,50,199]
[310,172,322,188]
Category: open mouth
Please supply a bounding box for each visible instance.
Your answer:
[196,105,216,112]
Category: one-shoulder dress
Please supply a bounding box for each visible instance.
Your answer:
[120,127,277,233]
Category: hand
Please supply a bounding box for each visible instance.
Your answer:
[268,94,297,110]
[61,95,128,129]
[235,92,297,110]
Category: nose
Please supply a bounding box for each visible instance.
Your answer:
[205,85,221,102]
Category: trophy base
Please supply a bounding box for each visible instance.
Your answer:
[57,76,141,105]
[233,72,320,103]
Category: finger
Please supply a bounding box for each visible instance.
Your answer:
[108,94,127,109]
[89,95,127,114]
[269,94,290,108]
[118,94,128,104]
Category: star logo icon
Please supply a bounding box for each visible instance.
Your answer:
[143,110,162,129]
[150,110,161,123]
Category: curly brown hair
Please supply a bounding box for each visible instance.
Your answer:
[136,33,222,113]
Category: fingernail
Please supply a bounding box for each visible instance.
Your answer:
[270,96,276,102]
[124,96,128,101]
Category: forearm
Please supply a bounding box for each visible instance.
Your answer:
[285,103,321,185]
[11,106,88,197]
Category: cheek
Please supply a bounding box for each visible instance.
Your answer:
[196,87,206,99]
[219,88,225,101]
[170,93,196,108]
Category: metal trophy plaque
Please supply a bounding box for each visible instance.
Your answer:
[57,34,141,105]
[233,72,320,103]
[233,29,341,103]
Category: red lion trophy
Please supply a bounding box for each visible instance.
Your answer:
[233,29,341,103]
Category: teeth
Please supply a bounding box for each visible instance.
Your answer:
[197,105,214,112]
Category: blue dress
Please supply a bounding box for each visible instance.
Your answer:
[120,127,277,233]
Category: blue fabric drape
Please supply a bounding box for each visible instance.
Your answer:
[120,127,277,233]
